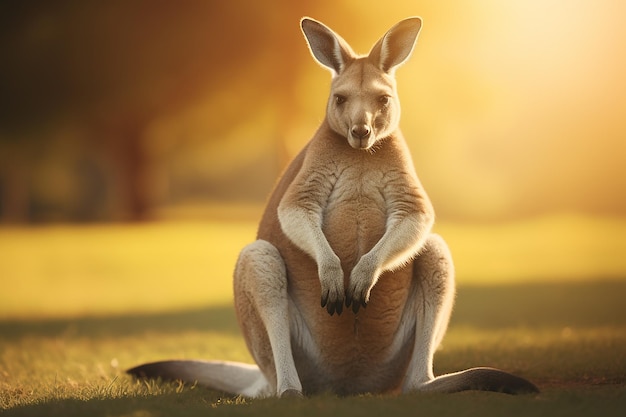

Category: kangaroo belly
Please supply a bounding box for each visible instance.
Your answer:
[287,264,415,395]
[282,171,415,394]
[324,168,387,270]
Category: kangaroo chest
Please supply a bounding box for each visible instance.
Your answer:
[323,166,388,271]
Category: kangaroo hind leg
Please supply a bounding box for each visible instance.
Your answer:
[399,234,538,394]
[401,233,456,393]
[234,240,303,397]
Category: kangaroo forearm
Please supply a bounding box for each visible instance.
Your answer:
[278,204,335,262]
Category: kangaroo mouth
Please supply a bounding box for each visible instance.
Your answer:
[348,134,375,150]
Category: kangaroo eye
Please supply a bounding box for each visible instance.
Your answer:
[335,95,347,105]
[379,95,390,106]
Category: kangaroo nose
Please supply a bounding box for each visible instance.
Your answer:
[351,124,371,140]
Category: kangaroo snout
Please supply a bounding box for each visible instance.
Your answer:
[351,124,371,139]
[349,124,374,149]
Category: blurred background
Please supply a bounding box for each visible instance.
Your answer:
[2,5,626,404]
[1,0,626,313]
[1,0,624,224]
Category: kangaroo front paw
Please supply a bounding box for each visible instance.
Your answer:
[319,258,345,316]
[322,294,344,316]
[345,255,379,313]
[344,290,368,314]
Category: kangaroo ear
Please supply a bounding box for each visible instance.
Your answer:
[301,17,355,76]
[369,17,422,73]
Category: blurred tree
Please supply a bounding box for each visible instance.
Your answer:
[0,0,315,221]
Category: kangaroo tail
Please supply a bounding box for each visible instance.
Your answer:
[421,367,539,394]
[127,360,271,398]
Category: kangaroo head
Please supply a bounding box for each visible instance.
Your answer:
[301,17,422,150]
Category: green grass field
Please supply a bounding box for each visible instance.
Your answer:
[1,214,626,416]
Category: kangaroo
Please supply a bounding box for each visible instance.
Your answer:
[128,17,539,398]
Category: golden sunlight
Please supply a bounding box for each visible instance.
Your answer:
[391,0,626,220]
[1,1,624,294]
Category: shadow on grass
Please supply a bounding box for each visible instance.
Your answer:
[452,279,626,329]
[4,381,626,417]
[2,281,626,416]
[1,280,625,342]
[1,390,231,417]
[0,304,240,341]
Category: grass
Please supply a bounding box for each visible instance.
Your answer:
[1,213,626,416]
